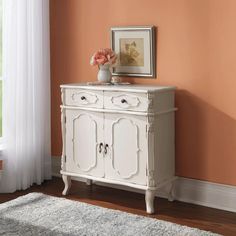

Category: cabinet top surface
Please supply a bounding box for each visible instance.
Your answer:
[61,83,176,93]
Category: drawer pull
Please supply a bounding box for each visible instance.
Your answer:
[104,144,109,155]
[81,96,86,100]
[99,143,103,153]
[121,99,127,104]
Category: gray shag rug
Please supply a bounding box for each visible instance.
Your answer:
[0,193,220,236]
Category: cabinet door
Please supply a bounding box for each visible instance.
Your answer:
[104,113,147,185]
[65,109,104,178]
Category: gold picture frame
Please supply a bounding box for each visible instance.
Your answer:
[111,26,156,78]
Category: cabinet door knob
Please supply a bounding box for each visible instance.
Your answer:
[121,99,127,104]
[99,143,103,153]
[81,96,86,100]
[104,144,109,155]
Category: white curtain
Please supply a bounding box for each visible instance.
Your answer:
[0,0,51,193]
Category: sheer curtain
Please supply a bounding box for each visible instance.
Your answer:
[0,0,51,193]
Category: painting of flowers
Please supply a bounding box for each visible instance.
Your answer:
[111,26,156,78]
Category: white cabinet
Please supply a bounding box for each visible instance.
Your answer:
[60,84,176,214]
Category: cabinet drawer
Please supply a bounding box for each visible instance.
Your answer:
[104,91,149,112]
[64,89,103,108]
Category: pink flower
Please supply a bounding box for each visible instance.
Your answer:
[90,48,117,66]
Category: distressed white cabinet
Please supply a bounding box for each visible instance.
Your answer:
[60,84,176,214]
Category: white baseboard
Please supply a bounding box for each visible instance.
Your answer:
[174,177,236,213]
[52,156,236,213]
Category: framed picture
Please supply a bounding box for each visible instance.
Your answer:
[111,26,156,78]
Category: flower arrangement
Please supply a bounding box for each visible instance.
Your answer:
[90,48,117,66]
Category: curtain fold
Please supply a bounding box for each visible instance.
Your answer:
[0,0,51,193]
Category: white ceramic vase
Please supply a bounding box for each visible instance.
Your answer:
[97,64,112,83]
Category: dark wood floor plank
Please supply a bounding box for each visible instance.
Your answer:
[0,177,235,236]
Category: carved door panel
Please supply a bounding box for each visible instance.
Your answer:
[65,109,104,177]
[104,113,148,185]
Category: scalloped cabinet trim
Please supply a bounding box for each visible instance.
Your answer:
[65,89,103,108]
[109,117,141,180]
[111,94,140,108]
[72,113,99,172]
[71,91,98,104]
[60,84,176,214]
[104,91,149,112]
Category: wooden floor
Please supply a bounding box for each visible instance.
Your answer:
[0,177,236,236]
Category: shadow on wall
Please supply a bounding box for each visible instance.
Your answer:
[175,90,236,186]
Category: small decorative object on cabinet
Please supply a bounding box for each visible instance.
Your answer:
[60,84,177,214]
[90,48,117,83]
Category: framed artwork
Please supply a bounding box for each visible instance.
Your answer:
[111,26,156,78]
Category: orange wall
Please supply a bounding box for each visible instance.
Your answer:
[50,0,236,186]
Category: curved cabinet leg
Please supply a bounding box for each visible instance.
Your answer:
[168,182,175,202]
[145,189,156,214]
[62,175,71,196]
[86,179,92,186]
